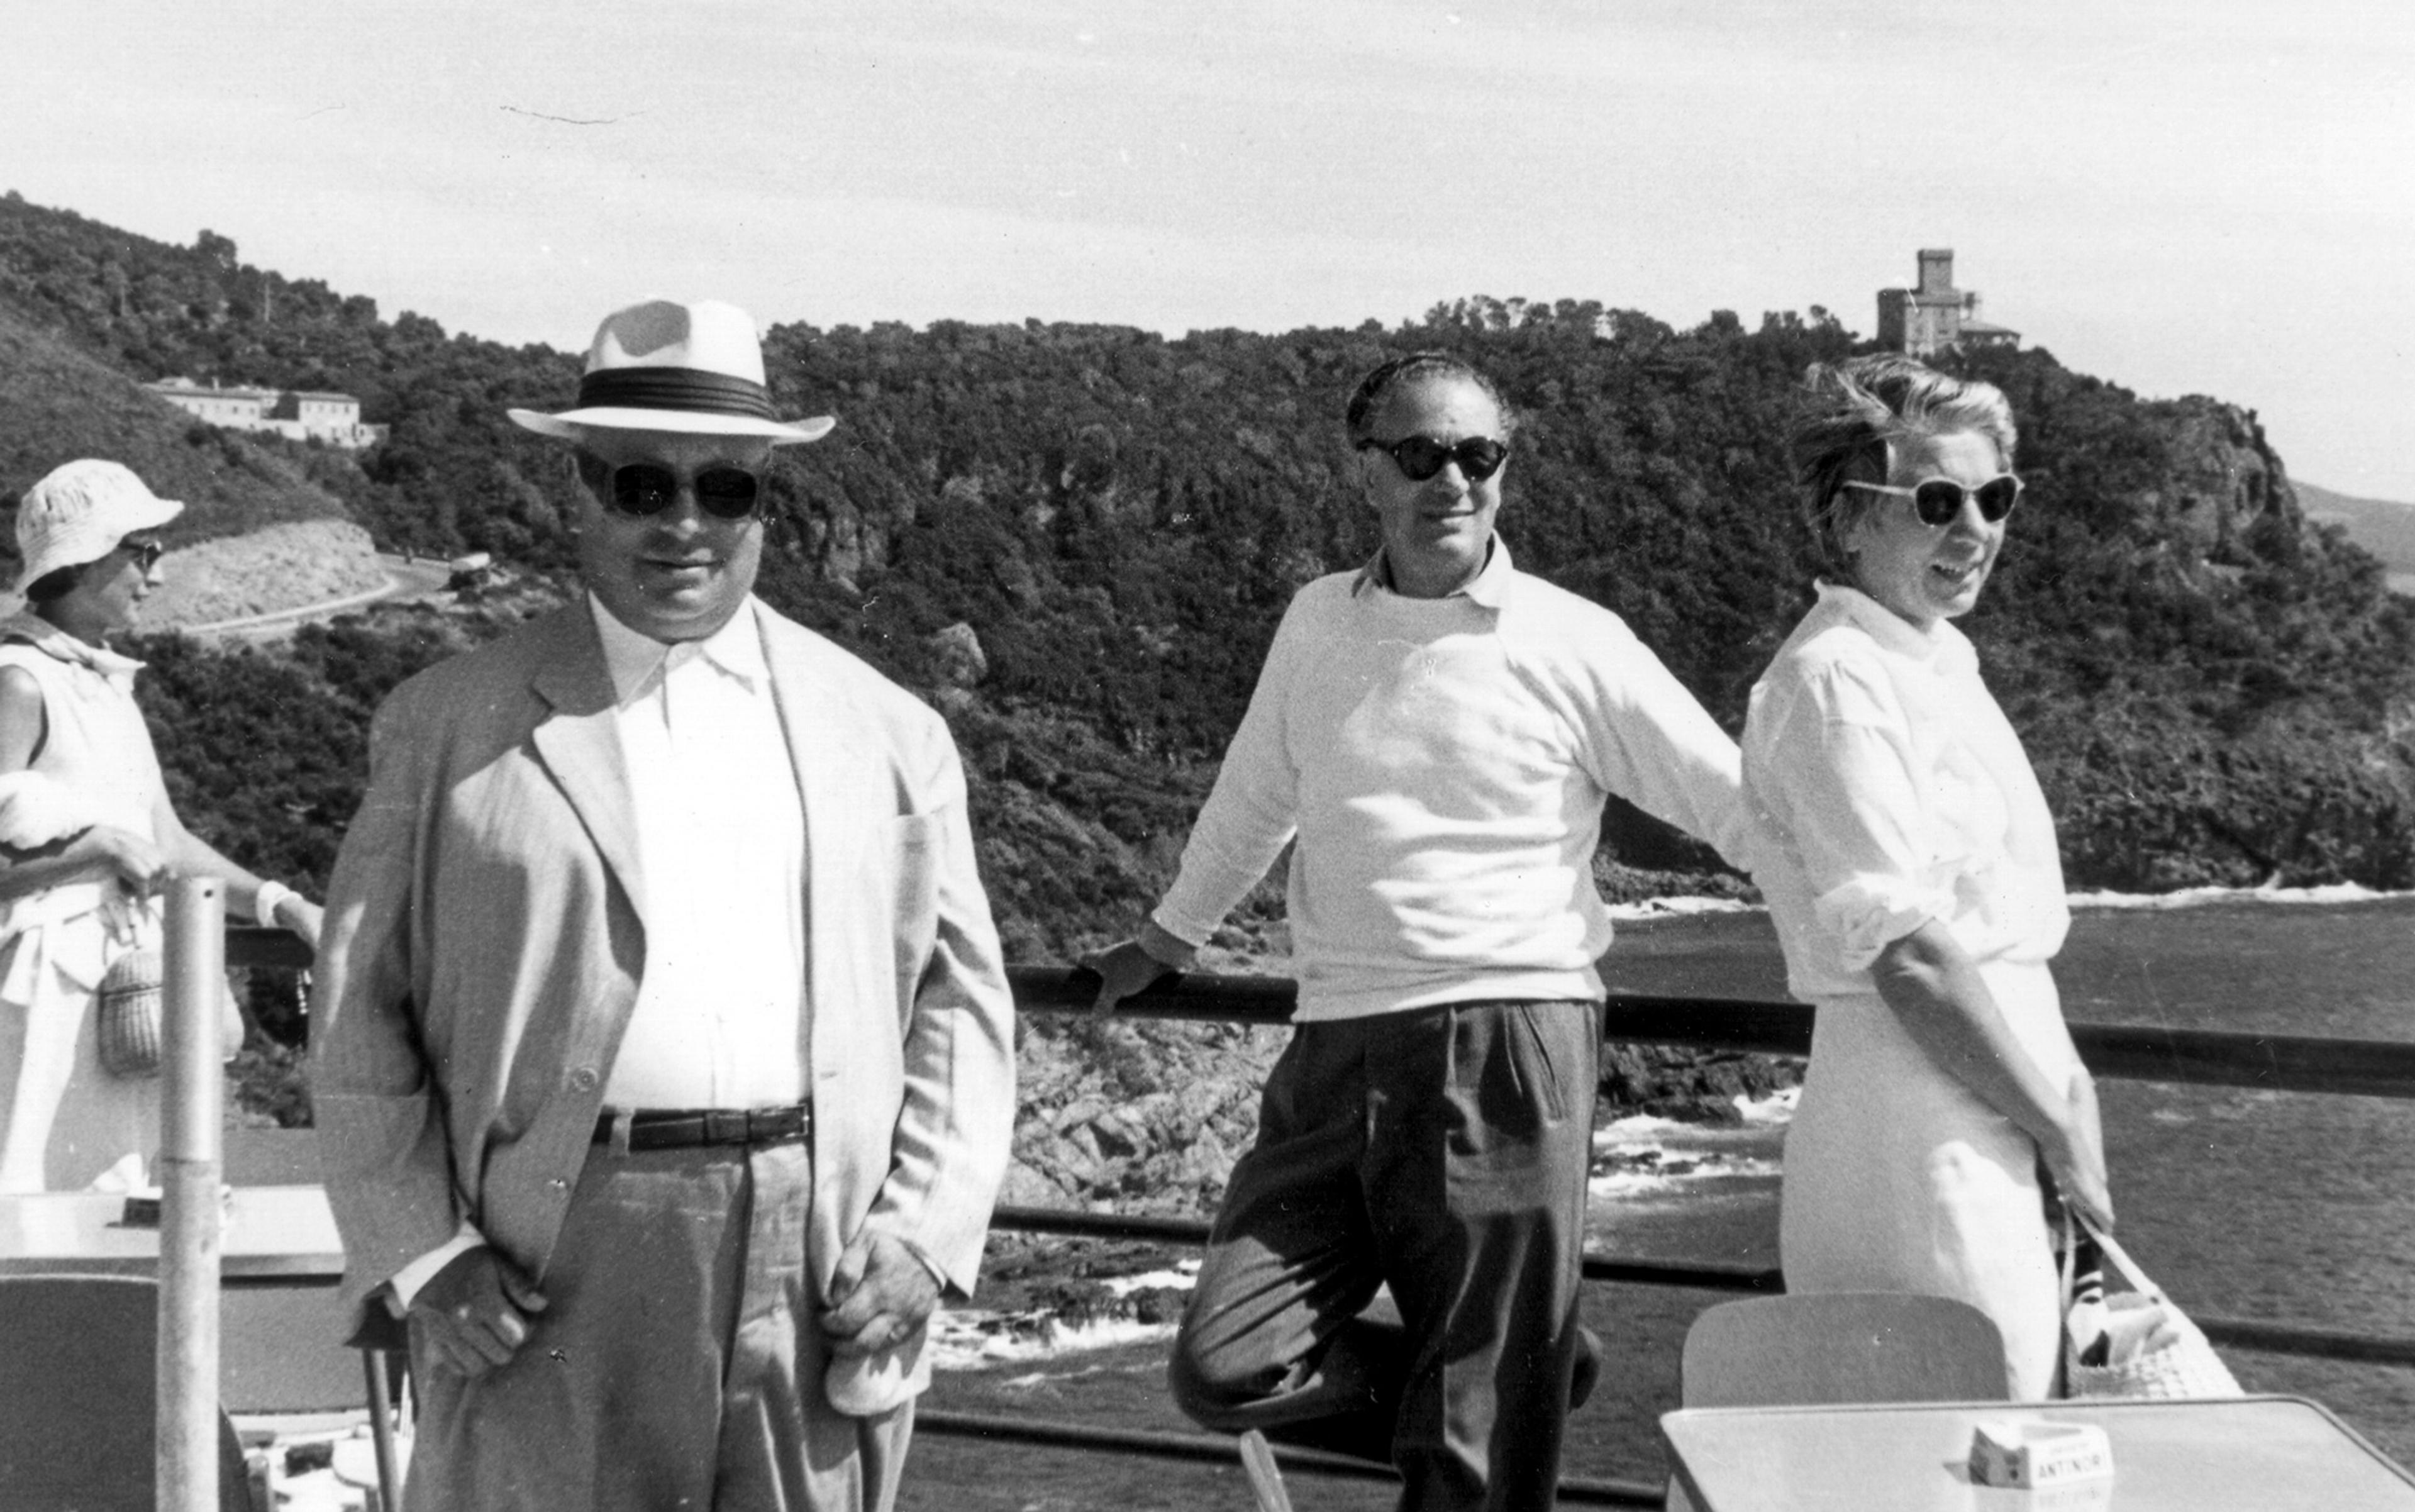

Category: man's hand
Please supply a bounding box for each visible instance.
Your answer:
[1079,920,1196,1013]
[819,1230,941,1358]
[406,1246,549,1377]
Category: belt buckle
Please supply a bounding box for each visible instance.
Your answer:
[703,1109,749,1145]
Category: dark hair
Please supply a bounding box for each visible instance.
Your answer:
[1344,352,1516,442]
[1790,354,2018,577]
[25,563,85,605]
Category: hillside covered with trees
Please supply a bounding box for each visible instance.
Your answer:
[5,189,2412,972]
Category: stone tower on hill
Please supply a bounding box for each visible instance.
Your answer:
[1877,249,2020,358]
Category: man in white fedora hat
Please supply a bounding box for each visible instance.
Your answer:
[313,299,1016,1511]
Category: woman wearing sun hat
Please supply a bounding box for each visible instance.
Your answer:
[0,459,323,1193]
[1741,356,2110,1399]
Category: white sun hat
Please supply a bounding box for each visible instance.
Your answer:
[507,299,835,445]
[14,459,184,594]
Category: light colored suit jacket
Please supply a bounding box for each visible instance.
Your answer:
[313,599,1016,1383]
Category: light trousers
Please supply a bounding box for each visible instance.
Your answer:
[406,1140,913,1512]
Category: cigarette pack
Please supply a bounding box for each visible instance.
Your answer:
[1968,1419,2114,1489]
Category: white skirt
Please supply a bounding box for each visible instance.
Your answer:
[1778,959,2082,1401]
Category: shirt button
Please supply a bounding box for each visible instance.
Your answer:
[569,1067,599,1093]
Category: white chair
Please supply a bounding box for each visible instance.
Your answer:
[1667,1291,2010,1511]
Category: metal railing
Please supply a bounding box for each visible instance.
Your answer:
[224,937,2415,1504]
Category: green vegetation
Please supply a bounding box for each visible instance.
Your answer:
[0,301,350,545]
[2298,481,2415,582]
[6,191,2413,980]
[0,192,579,559]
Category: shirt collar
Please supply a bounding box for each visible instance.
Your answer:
[1813,579,1977,673]
[0,611,146,689]
[587,594,770,705]
[1351,534,1514,609]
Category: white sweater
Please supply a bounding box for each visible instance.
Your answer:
[1153,540,1755,1021]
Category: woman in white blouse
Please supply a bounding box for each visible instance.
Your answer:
[0,460,321,1192]
[1741,355,2110,1399]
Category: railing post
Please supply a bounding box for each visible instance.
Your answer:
[160,877,225,1512]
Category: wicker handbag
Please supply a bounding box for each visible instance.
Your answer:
[95,947,166,1079]
[94,945,245,1078]
[2060,1212,2244,1399]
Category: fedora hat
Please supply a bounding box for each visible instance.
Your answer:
[508,299,835,445]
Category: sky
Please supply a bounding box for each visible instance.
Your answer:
[7,0,2413,498]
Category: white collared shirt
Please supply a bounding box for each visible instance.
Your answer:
[1741,580,2069,1001]
[589,594,809,1108]
[388,594,812,1307]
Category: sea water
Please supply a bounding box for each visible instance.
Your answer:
[1601,889,2415,1461]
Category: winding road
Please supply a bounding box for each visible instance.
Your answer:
[182,553,457,640]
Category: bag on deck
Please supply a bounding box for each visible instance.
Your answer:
[2060,1211,2243,1400]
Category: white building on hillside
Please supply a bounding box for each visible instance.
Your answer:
[147,379,389,450]
[1876,250,2020,359]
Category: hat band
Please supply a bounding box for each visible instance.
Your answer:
[575,367,779,421]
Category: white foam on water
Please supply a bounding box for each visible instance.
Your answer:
[932,1309,1177,1371]
[1593,1088,1797,1143]
[1607,895,1763,920]
[1606,881,2415,923]
[996,1362,1115,1391]
[1589,1090,1792,1198]
[1589,1152,1782,1199]
[1102,1262,1198,1296]
[2068,881,2406,910]
[1735,1086,1801,1125]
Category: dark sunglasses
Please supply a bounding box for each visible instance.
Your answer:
[119,538,166,572]
[1846,473,2023,526]
[606,463,764,520]
[1355,433,1511,484]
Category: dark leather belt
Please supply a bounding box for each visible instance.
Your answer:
[592,1103,812,1151]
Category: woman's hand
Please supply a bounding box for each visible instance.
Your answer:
[2047,1069,2115,1233]
[275,896,325,951]
[68,825,167,895]
[1868,925,2116,1231]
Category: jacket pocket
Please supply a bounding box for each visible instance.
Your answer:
[882,811,943,1011]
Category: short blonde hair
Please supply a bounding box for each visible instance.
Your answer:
[1790,355,2017,577]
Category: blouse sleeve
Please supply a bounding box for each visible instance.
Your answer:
[1762,655,1955,971]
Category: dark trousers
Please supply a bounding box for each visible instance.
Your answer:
[406,1142,913,1512]
[1169,998,1601,1512]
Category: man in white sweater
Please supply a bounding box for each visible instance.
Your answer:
[1089,353,1757,1510]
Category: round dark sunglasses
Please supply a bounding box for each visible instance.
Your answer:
[607,463,764,520]
[119,538,167,572]
[1846,473,2023,527]
[1355,433,1511,484]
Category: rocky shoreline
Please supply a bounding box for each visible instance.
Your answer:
[986,950,1802,1355]
[1006,942,1801,1221]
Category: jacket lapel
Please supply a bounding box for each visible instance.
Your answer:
[528,609,649,930]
